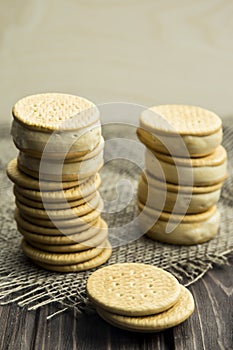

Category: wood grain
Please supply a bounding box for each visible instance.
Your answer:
[0,255,232,350]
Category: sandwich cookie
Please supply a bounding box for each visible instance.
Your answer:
[7,159,83,190]
[138,201,220,245]
[145,145,227,186]
[138,105,222,157]
[138,171,223,214]
[17,149,104,181]
[11,93,101,158]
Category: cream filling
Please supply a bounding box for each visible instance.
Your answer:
[138,128,222,157]
[139,209,220,245]
[145,150,227,186]
[11,119,101,153]
[138,178,221,214]
[18,150,104,176]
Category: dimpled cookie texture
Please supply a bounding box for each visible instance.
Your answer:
[96,285,195,332]
[7,93,112,271]
[137,104,228,245]
[87,263,194,332]
[87,263,181,316]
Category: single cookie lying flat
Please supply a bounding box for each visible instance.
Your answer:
[87,263,181,316]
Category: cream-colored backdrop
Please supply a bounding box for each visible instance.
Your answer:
[0,0,232,123]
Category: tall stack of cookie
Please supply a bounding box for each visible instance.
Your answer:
[137,105,228,245]
[7,93,112,272]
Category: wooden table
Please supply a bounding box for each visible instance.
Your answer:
[0,254,232,350]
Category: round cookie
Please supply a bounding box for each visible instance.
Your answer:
[17,218,107,245]
[14,188,96,210]
[138,105,222,157]
[26,225,108,252]
[32,240,112,272]
[12,93,100,131]
[17,199,103,228]
[17,149,104,181]
[7,159,82,191]
[11,120,101,160]
[87,263,181,317]
[16,192,101,220]
[21,238,106,265]
[145,145,228,186]
[138,201,217,223]
[14,209,100,236]
[12,93,101,157]
[138,172,223,214]
[13,173,101,203]
[97,285,194,332]
[138,202,220,245]
[17,158,103,182]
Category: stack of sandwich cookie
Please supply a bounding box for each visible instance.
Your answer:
[87,263,194,332]
[137,105,228,245]
[7,93,112,272]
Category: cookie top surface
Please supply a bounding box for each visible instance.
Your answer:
[87,263,181,316]
[140,105,222,136]
[97,285,194,332]
[12,93,99,131]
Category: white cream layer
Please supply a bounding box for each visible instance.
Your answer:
[139,209,220,245]
[145,149,227,186]
[18,150,104,176]
[138,177,221,214]
[11,119,101,154]
[138,128,222,157]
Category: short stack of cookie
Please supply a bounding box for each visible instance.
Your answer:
[7,93,112,272]
[87,263,195,332]
[137,105,228,245]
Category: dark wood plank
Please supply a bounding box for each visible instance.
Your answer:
[0,255,232,350]
[173,255,233,350]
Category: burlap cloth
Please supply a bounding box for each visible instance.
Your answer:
[0,118,232,317]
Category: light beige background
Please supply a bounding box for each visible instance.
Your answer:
[0,0,232,124]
